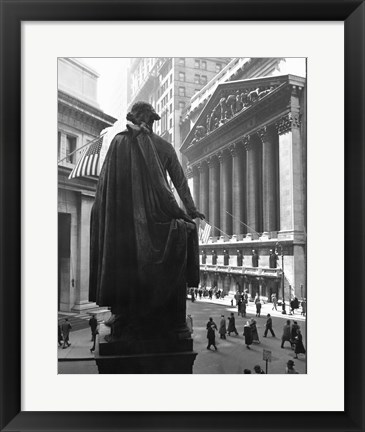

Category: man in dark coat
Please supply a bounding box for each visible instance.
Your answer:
[206,317,218,350]
[89,102,204,340]
[227,312,239,336]
[263,314,276,337]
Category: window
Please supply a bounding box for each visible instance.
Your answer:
[194,74,200,84]
[179,72,185,82]
[194,59,200,68]
[169,103,173,114]
[216,63,222,72]
[201,75,207,85]
[178,58,185,66]
[170,89,172,98]
[65,135,76,164]
[58,131,61,158]
[169,118,173,129]
[178,86,185,97]
[179,101,186,110]
[202,60,207,70]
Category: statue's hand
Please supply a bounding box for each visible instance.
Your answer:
[189,210,205,220]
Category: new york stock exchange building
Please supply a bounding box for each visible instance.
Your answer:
[180,72,307,303]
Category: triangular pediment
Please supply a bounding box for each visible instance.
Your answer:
[180,74,303,153]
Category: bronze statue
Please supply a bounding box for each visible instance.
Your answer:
[89,101,204,341]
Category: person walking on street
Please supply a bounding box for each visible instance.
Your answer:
[219,315,227,339]
[301,298,306,316]
[250,318,260,344]
[254,294,262,317]
[263,314,276,337]
[285,359,299,374]
[293,328,306,359]
[271,293,278,311]
[227,312,239,336]
[254,365,265,374]
[290,321,300,347]
[58,323,63,347]
[281,320,291,348]
[243,321,253,349]
[89,314,98,341]
[206,317,218,350]
[61,318,72,349]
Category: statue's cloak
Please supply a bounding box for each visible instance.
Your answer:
[89,126,199,325]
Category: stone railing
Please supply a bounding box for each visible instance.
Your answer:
[200,264,282,278]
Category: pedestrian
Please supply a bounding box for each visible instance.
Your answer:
[243,321,253,349]
[285,359,299,374]
[263,314,276,337]
[61,318,72,349]
[89,314,98,342]
[293,328,306,359]
[219,315,227,339]
[254,294,261,317]
[191,289,195,302]
[290,321,300,347]
[227,312,239,336]
[243,369,252,374]
[271,293,278,311]
[198,288,202,299]
[281,319,291,348]
[186,314,193,335]
[89,317,99,353]
[254,365,265,374]
[240,299,247,317]
[301,298,306,316]
[209,288,213,300]
[250,318,260,344]
[237,298,243,316]
[206,317,218,350]
[58,323,63,347]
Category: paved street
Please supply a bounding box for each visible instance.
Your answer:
[59,297,306,374]
[187,296,306,374]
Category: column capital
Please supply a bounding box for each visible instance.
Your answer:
[275,112,301,135]
[207,154,219,167]
[242,135,252,151]
[229,141,244,157]
[256,126,268,143]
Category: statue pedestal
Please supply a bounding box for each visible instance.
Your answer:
[94,334,197,374]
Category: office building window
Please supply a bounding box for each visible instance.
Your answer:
[178,86,185,97]
[58,131,61,159]
[169,118,173,129]
[65,135,77,164]
[201,75,207,85]
[179,72,185,81]
[178,58,185,66]
[178,101,186,110]
[170,89,172,98]
[170,103,172,114]
[194,59,200,68]
[202,60,207,70]
[216,63,222,72]
[194,74,200,84]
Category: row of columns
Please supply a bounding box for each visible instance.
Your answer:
[191,124,280,237]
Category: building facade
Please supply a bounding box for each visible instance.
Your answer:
[58,58,117,312]
[180,61,307,302]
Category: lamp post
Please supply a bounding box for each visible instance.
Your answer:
[276,242,286,314]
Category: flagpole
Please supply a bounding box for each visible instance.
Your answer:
[57,132,107,165]
[225,211,261,239]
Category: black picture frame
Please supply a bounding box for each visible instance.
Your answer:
[1,1,364,431]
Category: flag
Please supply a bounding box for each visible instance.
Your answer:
[68,136,103,180]
[199,221,212,244]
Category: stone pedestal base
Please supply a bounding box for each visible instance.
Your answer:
[95,350,198,374]
[94,331,197,374]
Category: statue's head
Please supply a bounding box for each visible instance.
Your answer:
[127,101,161,128]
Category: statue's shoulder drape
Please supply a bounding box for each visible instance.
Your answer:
[89,128,199,319]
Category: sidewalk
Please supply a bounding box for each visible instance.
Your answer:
[58,327,105,361]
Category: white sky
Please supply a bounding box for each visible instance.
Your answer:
[81,57,129,121]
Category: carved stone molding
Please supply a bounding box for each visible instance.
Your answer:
[257,126,268,142]
[207,154,219,167]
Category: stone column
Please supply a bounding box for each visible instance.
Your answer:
[276,102,305,241]
[198,161,209,222]
[219,150,232,237]
[245,135,259,236]
[208,155,220,238]
[192,165,200,211]
[258,126,278,234]
[231,142,246,238]
[72,192,96,312]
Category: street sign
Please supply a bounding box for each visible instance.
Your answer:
[263,349,272,362]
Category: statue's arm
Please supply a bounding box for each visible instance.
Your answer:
[167,148,205,220]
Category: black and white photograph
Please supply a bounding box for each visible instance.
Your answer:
[57,57,307,374]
